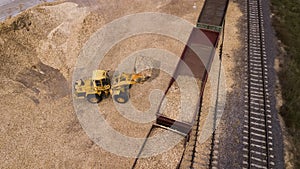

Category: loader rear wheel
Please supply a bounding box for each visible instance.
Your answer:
[113,92,129,104]
[87,94,102,104]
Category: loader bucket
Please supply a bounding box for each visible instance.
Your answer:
[134,56,161,82]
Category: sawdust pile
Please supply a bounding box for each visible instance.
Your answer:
[0,1,206,168]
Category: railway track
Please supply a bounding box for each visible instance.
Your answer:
[177,100,221,169]
[177,98,210,169]
[243,0,275,168]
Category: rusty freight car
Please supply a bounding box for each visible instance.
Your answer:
[156,0,229,135]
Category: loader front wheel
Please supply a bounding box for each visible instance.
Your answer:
[87,94,102,104]
[113,92,129,104]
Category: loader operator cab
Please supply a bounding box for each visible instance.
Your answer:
[92,70,111,90]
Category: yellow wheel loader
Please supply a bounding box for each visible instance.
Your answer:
[74,70,150,104]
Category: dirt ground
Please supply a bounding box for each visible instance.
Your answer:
[213,1,245,168]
